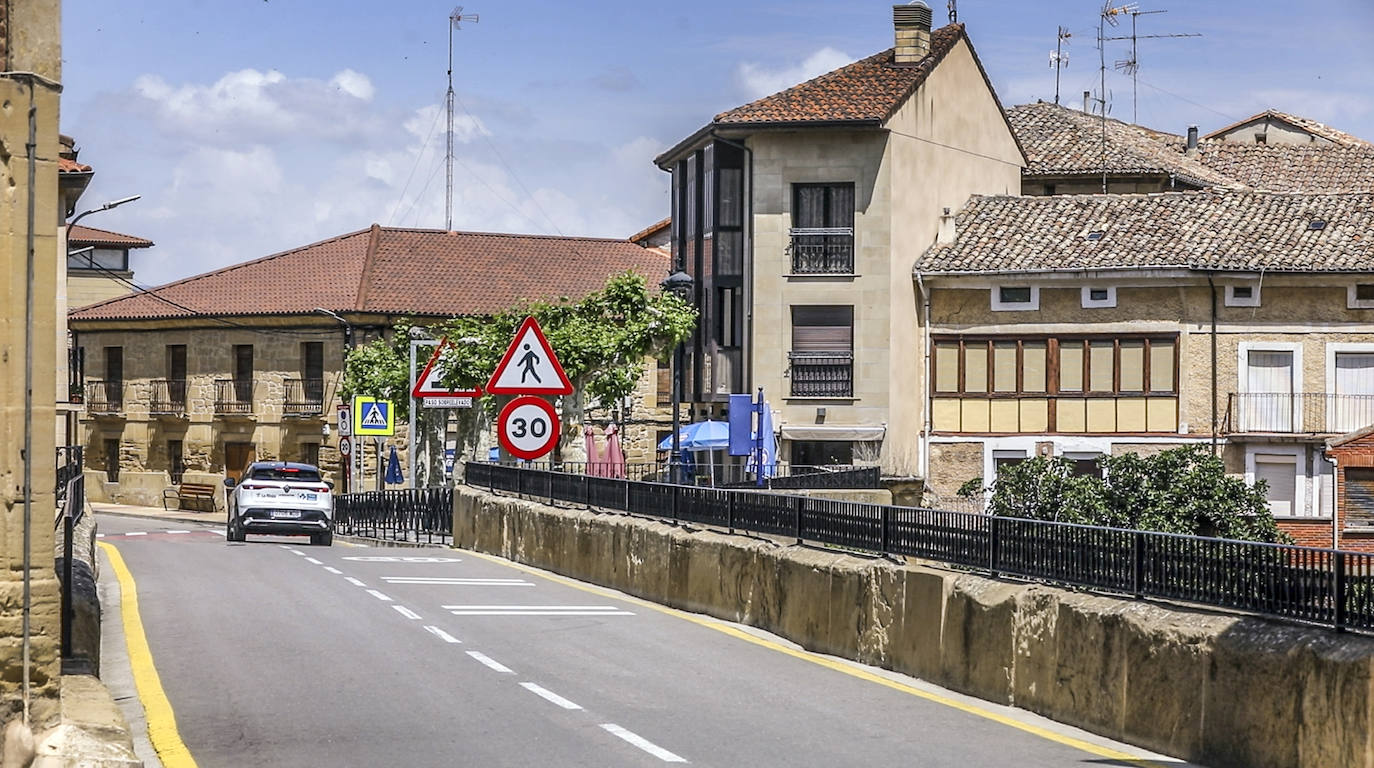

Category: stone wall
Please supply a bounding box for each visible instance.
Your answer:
[455,487,1374,768]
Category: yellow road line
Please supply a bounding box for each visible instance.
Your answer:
[463,549,1168,765]
[98,542,200,768]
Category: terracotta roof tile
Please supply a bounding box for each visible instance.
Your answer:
[67,224,153,249]
[1184,140,1374,194]
[69,226,669,322]
[714,24,965,125]
[58,157,91,173]
[628,217,670,244]
[916,190,1374,275]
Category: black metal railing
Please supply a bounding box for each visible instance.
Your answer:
[1225,392,1374,434]
[150,379,188,415]
[284,378,325,415]
[465,462,1374,633]
[83,380,122,413]
[789,352,853,397]
[336,487,453,544]
[499,460,881,490]
[788,227,854,274]
[214,379,254,415]
[56,446,85,661]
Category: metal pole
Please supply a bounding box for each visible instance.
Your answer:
[672,339,684,484]
[409,341,418,489]
[754,386,764,488]
[21,79,38,724]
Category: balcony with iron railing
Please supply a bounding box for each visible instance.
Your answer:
[214,379,255,416]
[788,228,854,274]
[83,380,123,414]
[789,352,854,398]
[1225,392,1374,435]
[284,378,325,415]
[149,379,188,415]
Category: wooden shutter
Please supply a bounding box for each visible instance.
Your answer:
[791,306,852,353]
[1346,468,1374,528]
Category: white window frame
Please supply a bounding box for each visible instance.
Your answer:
[1225,283,1261,307]
[1237,342,1303,394]
[1348,283,1374,309]
[991,285,1039,312]
[1245,445,1307,518]
[1080,286,1117,308]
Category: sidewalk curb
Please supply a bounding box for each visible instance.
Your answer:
[92,506,449,550]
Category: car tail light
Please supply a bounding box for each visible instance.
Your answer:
[312,486,330,493]
[240,483,269,490]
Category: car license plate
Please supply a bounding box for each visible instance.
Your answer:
[270,510,302,519]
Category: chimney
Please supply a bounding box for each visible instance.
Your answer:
[937,207,957,244]
[1083,90,1092,114]
[893,2,933,64]
[1186,125,1199,156]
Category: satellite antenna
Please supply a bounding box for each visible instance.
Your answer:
[446,6,479,232]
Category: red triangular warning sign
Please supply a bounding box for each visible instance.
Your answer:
[485,317,573,395]
[413,339,483,398]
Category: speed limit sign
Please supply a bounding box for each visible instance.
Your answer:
[497,396,559,460]
[339,437,352,457]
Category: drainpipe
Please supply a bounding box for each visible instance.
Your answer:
[1207,274,1218,456]
[915,271,932,483]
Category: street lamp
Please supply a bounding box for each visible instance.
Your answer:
[660,269,694,484]
[67,194,141,234]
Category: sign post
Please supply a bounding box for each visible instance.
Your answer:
[336,403,352,492]
[486,317,573,463]
[411,339,482,488]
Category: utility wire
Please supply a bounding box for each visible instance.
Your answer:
[385,102,446,226]
[886,127,1026,169]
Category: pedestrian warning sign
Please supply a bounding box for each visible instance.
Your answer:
[485,316,573,395]
[353,396,395,436]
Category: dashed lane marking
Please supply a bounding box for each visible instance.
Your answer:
[367,589,394,602]
[423,626,462,643]
[466,651,513,674]
[600,724,687,763]
[442,604,633,617]
[520,682,582,711]
[393,605,422,620]
[323,567,343,575]
[305,557,323,565]
[126,532,147,536]
[345,577,367,587]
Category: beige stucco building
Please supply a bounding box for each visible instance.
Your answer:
[656,8,1024,479]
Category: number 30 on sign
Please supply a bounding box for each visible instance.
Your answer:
[497,396,560,460]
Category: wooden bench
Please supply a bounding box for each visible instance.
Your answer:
[162,482,220,512]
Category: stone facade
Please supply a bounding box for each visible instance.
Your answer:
[0,0,64,728]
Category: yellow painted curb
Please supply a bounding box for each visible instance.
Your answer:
[464,549,1168,766]
[99,541,200,768]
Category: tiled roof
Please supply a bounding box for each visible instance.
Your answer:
[69,225,669,322]
[714,24,965,125]
[58,157,91,173]
[1203,109,1372,147]
[1006,102,1235,188]
[628,217,670,244]
[1183,140,1374,194]
[916,190,1374,275]
[67,224,154,249]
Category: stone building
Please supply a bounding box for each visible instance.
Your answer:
[68,224,669,505]
[0,0,65,731]
[655,7,1025,479]
[915,189,1374,549]
[1203,108,1374,148]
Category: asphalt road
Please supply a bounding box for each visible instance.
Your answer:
[96,513,1198,768]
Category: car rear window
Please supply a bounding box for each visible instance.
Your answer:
[249,467,322,482]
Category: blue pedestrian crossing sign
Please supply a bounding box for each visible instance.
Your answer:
[353,396,395,436]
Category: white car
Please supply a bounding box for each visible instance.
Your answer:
[224,462,334,545]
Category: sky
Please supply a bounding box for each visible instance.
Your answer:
[61,0,1374,288]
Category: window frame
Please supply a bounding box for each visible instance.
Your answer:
[991,285,1040,312]
[931,334,1179,397]
[1225,283,1261,307]
[1081,285,1117,308]
[1348,283,1374,309]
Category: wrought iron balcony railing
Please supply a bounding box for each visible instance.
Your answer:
[284,378,325,415]
[214,379,255,415]
[83,380,123,413]
[1225,392,1374,435]
[150,379,188,415]
[789,352,854,398]
[788,227,854,274]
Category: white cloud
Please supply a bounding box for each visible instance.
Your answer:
[737,47,853,100]
[329,69,375,101]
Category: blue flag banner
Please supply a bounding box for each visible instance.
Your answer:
[728,394,753,456]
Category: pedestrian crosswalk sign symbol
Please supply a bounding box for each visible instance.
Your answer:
[353,396,395,436]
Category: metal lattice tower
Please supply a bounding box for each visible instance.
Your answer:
[447,6,478,231]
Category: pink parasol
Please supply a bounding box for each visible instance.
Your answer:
[604,423,626,479]
[583,424,603,477]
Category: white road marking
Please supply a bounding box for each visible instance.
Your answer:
[167,530,190,534]
[381,577,532,586]
[466,651,513,674]
[211,530,226,537]
[423,626,461,644]
[126,532,147,537]
[341,556,462,563]
[323,567,343,575]
[367,589,393,602]
[520,682,582,710]
[442,605,634,616]
[600,724,687,763]
[289,550,307,556]
[305,557,323,565]
[392,605,422,620]
[96,534,104,538]
[278,544,292,549]
[345,577,368,587]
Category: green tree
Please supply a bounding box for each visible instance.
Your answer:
[986,446,1287,543]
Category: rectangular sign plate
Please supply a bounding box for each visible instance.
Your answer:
[422,397,473,408]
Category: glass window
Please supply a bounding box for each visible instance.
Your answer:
[1149,340,1175,393]
[791,440,854,467]
[1088,341,1114,392]
[964,344,988,393]
[999,286,1032,304]
[168,440,184,484]
[249,465,323,482]
[1059,342,1084,392]
[993,342,1018,392]
[934,342,960,392]
[1022,341,1047,392]
[1119,340,1145,391]
[1357,284,1374,302]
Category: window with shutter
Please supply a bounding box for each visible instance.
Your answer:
[790,306,853,397]
[1345,468,1374,528]
[1255,455,1297,516]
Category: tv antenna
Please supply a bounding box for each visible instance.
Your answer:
[947,0,957,24]
[1095,2,1134,193]
[1049,26,1071,105]
[1106,7,1200,124]
[446,6,478,232]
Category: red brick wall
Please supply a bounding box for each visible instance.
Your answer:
[1277,519,1333,549]
[1329,433,1374,552]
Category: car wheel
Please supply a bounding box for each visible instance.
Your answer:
[313,531,333,547]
